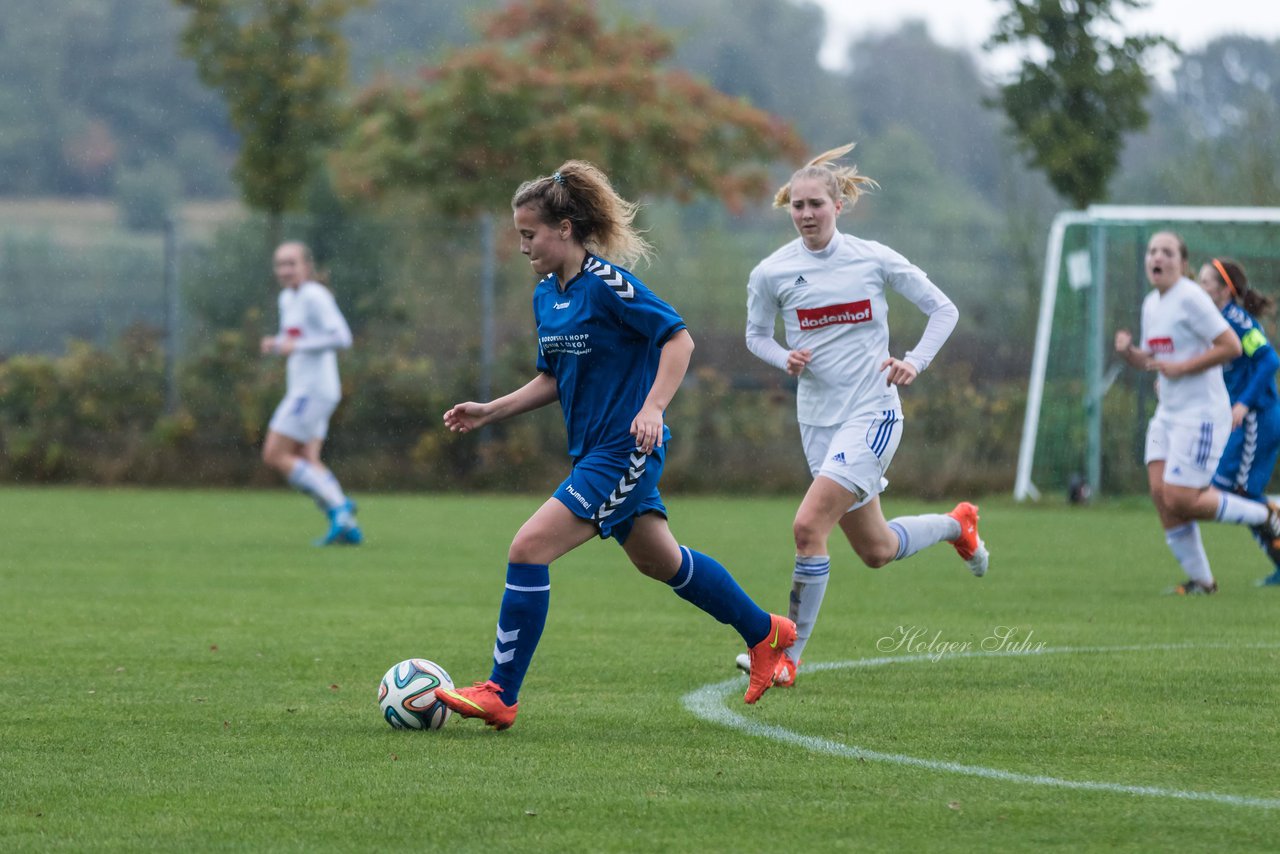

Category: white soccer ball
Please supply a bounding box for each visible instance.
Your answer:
[377,658,454,730]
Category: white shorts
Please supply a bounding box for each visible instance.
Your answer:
[268,393,339,443]
[1144,411,1229,488]
[800,410,903,511]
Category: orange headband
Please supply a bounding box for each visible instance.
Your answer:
[1212,258,1240,300]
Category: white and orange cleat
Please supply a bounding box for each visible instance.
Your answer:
[735,650,799,688]
[947,501,989,577]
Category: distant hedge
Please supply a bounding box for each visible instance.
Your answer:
[0,328,1022,497]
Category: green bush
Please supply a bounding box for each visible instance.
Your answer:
[0,330,1025,495]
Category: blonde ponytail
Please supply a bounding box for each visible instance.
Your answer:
[774,143,878,209]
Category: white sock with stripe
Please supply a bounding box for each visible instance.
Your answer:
[886,514,962,561]
[1216,492,1269,526]
[788,555,830,663]
[1165,522,1214,585]
[288,460,345,512]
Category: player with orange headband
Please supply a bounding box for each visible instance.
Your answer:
[1197,257,1280,587]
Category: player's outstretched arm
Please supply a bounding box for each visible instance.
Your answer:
[443,372,559,433]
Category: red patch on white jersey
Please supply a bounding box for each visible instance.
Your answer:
[285,327,303,338]
[1147,336,1174,354]
[797,299,873,330]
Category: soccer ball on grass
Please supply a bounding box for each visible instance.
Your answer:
[377,658,454,730]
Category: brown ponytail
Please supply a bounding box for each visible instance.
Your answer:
[511,160,653,268]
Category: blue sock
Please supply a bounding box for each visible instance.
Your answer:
[666,546,771,646]
[488,562,550,705]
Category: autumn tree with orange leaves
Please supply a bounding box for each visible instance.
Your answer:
[334,0,805,216]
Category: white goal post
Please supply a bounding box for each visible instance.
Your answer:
[1014,205,1280,502]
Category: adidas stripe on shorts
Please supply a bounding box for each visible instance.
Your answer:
[1145,411,1230,489]
[801,409,903,511]
[268,392,339,443]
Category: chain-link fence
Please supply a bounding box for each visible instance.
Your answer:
[0,198,1027,495]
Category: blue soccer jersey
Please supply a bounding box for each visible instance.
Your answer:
[533,255,686,459]
[1221,302,1280,411]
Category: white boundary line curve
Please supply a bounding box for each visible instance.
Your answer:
[681,642,1280,809]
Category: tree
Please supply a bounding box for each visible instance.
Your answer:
[175,0,367,248]
[333,0,805,216]
[1159,37,1280,204]
[987,0,1173,209]
[847,22,1007,201]
[619,0,847,143]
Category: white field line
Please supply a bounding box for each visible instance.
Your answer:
[682,643,1280,809]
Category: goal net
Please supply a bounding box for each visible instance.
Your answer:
[1015,205,1280,501]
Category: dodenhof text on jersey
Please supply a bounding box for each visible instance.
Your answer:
[797,299,873,330]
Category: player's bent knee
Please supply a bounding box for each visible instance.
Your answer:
[1165,493,1199,518]
[854,544,895,569]
[262,446,288,472]
[507,534,550,566]
[631,557,676,582]
[793,516,827,553]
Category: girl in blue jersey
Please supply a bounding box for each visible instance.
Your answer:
[438,161,795,730]
[1198,257,1280,586]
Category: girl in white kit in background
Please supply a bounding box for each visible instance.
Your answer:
[260,240,362,546]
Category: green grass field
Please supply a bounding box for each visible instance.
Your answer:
[3,488,1279,852]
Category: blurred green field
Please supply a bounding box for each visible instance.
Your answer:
[2,488,1279,852]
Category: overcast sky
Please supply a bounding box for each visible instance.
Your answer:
[808,0,1280,76]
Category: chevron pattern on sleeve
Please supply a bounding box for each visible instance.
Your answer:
[585,257,635,300]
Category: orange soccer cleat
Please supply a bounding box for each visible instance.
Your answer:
[947,501,989,577]
[436,680,519,730]
[744,614,797,704]
[735,650,800,687]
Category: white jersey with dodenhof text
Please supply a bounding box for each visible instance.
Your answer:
[1140,276,1232,423]
[746,232,957,427]
[276,280,353,401]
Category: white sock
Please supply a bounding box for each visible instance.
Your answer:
[788,555,830,663]
[320,469,350,513]
[1165,522,1214,585]
[288,461,346,512]
[886,514,962,561]
[1216,492,1269,526]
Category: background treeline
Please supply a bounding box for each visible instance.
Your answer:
[3,1,1279,494]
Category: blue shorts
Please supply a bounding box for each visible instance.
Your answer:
[552,445,668,544]
[1213,403,1280,498]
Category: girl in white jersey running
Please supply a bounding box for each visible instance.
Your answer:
[1115,231,1280,594]
[260,240,362,546]
[736,143,987,688]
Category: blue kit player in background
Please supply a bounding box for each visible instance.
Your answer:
[1198,257,1280,586]
[438,160,796,730]
[259,241,362,546]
